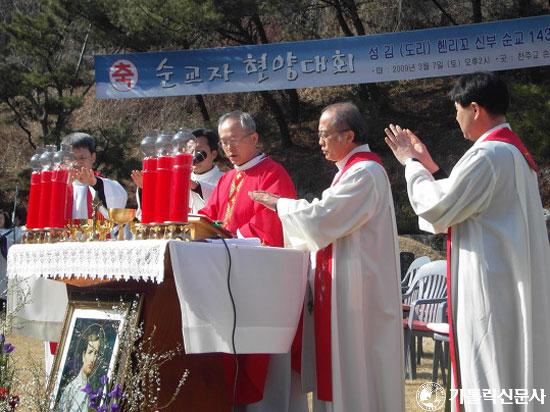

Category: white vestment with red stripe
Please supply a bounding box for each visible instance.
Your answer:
[277,145,405,412]
[405,125,550,412]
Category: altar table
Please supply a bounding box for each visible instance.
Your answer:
[7,239,308,411]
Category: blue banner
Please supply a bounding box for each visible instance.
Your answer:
[95,15,550,99]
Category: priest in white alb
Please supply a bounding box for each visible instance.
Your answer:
[250,102,405,412]
[63,132,128,219]
[385,72,550,412]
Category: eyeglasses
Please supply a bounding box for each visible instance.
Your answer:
[74,155,92,161]
[318,129,350,142]
[219,132,254,147]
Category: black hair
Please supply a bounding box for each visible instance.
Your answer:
[321,101,369,145]
[449,72,509,116]
[192,128,220,152]
[62,132,97,153]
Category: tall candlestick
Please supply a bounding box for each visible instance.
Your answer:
[49,144,73,228]
[27,171,42,229]
[37,145,56,228]
[154,155,173,223]
[168,153,192,222]
[27,148,45,229]
[141,157,157,224]
[49,168,69,228]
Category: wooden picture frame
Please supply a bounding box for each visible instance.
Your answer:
[48,294,142,411]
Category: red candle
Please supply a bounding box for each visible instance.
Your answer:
[49,169,69,228]
[38,170,54,228]
[27,171,42,229]
[141,157,157,224]
[168,153,192,222]
[154,156,173,223]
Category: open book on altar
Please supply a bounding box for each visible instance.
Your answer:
[186,214,233,240]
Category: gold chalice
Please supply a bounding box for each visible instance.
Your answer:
[108,208,136,240]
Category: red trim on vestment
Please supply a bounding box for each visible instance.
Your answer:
[446,128,536,411]
[314,151,384,401]
[483,127,538,172]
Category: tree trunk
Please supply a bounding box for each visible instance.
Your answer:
[331,1,354,37]
[516,0,531,16]
[250,14,301,124]
[342,0,366,35]
[285,89,301,123]
[471,0,482,22]
[195,95,210,123]
[260,91,293,148]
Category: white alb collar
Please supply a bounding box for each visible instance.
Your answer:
[234,153,267,172]
[335,144,371,171]
[192,165,219,180]
[474,122,511,148]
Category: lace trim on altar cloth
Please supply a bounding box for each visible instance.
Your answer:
[6,240,169,283]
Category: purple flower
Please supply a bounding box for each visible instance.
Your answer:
[80,383,92,395]
[108,384,123,399]
[110,402,120,411]
[89,389,101,402]
[2,343,14,354]
[100,374,109,386]
[97,405,107,412]
[88,398,100,409]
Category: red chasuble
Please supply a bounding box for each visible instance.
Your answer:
[446,126,538,412]
[200,157,296,247]
[315,151,384,401]
[199,156,297,405]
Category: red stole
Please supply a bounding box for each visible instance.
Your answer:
[446,127,537,411]
[66,172,104,221]
[315,151,384,401]
[483,127,538,172]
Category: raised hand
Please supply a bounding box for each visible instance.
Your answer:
[384,124,439,173]
[72,167,97,186]
[131,170,143,189]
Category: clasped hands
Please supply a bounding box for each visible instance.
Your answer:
[69,167,97,186]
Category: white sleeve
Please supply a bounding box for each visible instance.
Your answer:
[277,162,385,252]
[405,148,496,234]
[101,177,128,209]
[199,181,217,202]
[189,190,206,214]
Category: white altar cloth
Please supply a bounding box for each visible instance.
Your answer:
[7,240,308,354]
[169,242,308,354]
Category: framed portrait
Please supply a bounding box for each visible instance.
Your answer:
[48,295,142,411]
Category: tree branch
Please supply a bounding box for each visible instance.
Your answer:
[430,0,458,25]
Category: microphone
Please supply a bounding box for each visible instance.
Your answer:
[193,150,207,165]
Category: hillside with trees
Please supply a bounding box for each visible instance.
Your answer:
[1,0,549,233]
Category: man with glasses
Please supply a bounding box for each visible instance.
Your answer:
[200,110,296,247]
[189,128,224,203]
[250,102,404,412]
[199,111,305,412]
[63,132,127,219]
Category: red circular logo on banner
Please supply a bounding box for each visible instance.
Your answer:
[109,59,138,92]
